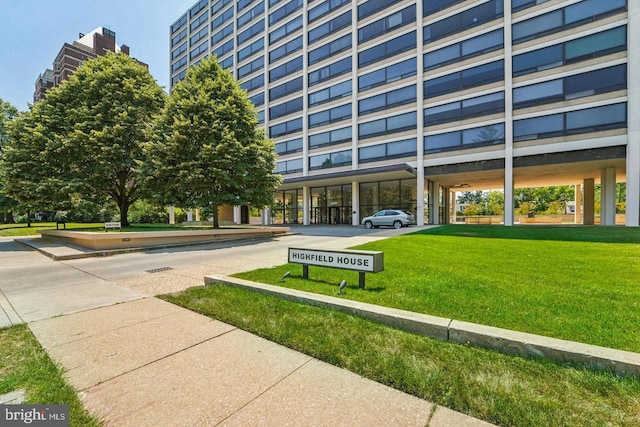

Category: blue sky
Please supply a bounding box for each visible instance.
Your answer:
[0,0,193,111]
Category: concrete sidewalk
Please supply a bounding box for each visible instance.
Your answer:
[2,234,493,426]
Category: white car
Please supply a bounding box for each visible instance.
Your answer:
[361,210,415,229]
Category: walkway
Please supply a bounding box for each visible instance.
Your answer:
[0,230,493,426]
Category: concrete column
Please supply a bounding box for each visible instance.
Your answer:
[351,181,359,226]
[574,185,582,224]
[169,206,175,225]
[627,0,640,226]
[233,206,241,224]
[303,186,310,225]
[186,210,193,222]
[503,0,514,226]
[600,168,616,226]
[195,208,201,222]
[415,0,425,226]
[452,191,457,224]
[428,180,440,225]
[442,188,451,224]
[583,178,595,225]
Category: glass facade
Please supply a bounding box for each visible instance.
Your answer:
[170,0,633,226]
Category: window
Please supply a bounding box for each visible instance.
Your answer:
[238,0,256,12]
[359,0,404,20]
[190,0,208,18]
[237,38,264,62]
[212,7,234,30]
[309,126,351,148]
[212,39,232,59]
[270,97,303,120]
[212,0,232,14]
[171,14,187,34]
[276,158,303,174]
[424,29,503,71]
[424,0,503,44]
[513,26,626,77]
[359,85,416,115]
[359,112,416,139]
[275,138,303,154]
[171,56,187,73]
[309,103,351,128]
[270,57,303,82]
[309,11,351,44]
[238,57,264,79]
[191,41,210,60]
[270,117,303,137]
[190,10,209,32]
[423,0,465,17]
[513,103,626,141]
[270,77,303,101]
[513,0,626,44]
[238,20,265,45]
[358,58,416,91]
[270,16,303,44]
[270,0,303,26]
[309,57,352,86]
[359,139,416,163]
[190,27,209,47]
[308,80,352,106]
[171,69,187,87]
[220,55,233,69]
[424,60,504,98]
[249,92,265,107]
[309,0,350,23]
[358,31,416,68]
[238,1,264,28]
[241,74,264,92]
[513,65,626,109]
[309,34,351,65]
[270,36,303,62]
[172,28,187,47]
[212,23,233,45]
[424,92,504,125]
[171,42,187,60]
[425,123,505,153]
[309,149,352,170]
[358,6,416,44]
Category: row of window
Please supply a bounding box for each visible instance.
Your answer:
[270,97,303,120]
[213,39,233,59]
[270,0,303,26]
[270,117,303,137]
[238,0,257,13]
[270,36,302,63]
[172,42,187,61]
[359,5,415,44]
[309,11,350,45]
[270,76,303,101]
[359,31,415,68]
[424,60,504,99]
[359,0,404,21]
[359,138,416,163]
[240,74,264,92]
[212,7,234,30]
[238,20,265,45]
[270,16,302,44]
[308,80,351,106]
[238,56,264,79]
[359,111,416,139]
[514,103,627,141]
[309,103,351,128]
[424,29,503,71]
[309,34,351,65]
[424,0,503,44]
[359,57,416,91]
[275,137,303,154]
[249,92,265,107]
[270,56,303,82]
[212,23,233,45]
[310,149,352,170]
[309,0,349,23]
[309,126,351,148]
[359,85,416,115]
[190,26,208,48]
[425,123,505,154]
[238,1,264,28]
[190,41,209,61]
[190,10,209,32]
[238,38,263,62]
[513,0,626,44]
[190,0,208,18]
[309,56,351,87]
[424,91,504,126]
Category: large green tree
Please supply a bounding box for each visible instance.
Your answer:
[144,56,280,228]
[0,98,19,223]
[4,53,165,226]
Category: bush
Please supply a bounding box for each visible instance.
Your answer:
[128,200,170,224]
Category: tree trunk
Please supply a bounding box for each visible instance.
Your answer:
[212,204,220,229]
[27,210,31,227]
[120,199,130,227]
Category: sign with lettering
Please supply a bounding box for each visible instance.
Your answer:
[288,248,383,273]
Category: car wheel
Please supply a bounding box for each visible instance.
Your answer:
[364,221,373,229]
[393,220,402,229]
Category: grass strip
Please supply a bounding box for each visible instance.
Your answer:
[160,285,640,427]
[0,325,101,426]
[234,225,640,352]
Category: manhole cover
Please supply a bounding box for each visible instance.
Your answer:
[145,267,174,273]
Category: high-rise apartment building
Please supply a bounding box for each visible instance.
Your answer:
[34,27,145,103]
[170,0,639,227]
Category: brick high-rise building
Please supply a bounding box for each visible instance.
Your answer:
[33,27,146,103]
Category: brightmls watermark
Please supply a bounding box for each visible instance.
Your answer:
[2,405,69,426]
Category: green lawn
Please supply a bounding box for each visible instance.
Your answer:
[161,285,640,427]
[234,225,640,352]
[0,325,101,426]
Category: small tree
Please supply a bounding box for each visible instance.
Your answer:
[0,98,19,223]
[145,56,281,228]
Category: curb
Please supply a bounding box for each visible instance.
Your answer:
[204,275,640,376]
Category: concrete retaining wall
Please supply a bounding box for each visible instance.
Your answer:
[205,275,640,376]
